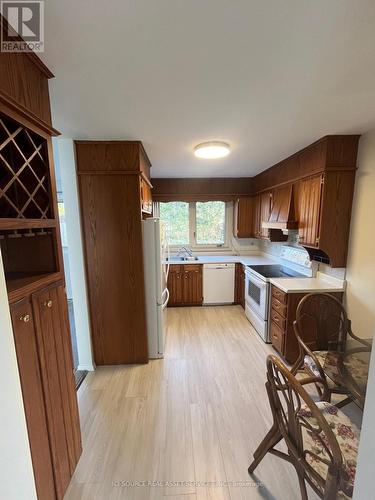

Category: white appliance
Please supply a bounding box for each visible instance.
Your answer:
[203,263,235,304]
[142,218,170,358]
[245,268,270,341]
[244,264,306,343]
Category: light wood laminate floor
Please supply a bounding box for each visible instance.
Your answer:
[64,306,324,500]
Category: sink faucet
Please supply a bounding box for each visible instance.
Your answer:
[176,246,193,258]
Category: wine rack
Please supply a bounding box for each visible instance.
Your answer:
[0,112,52,219]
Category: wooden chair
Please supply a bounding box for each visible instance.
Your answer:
[291,293,370,407]
[248,355,359,499]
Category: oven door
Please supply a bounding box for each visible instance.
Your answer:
[245,271,268,320]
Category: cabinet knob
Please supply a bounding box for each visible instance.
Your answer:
[19,314,30,323]
[44,299,53,308]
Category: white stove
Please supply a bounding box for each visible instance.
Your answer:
[244,264,306,342]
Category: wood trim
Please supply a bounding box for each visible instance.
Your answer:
[0,219,57,230]
[0,14,54,78]
[0,91,60,136]
[77,170,141,176]
[7,273,63,304]
[152,177,253,202]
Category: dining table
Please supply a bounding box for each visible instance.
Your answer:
[322,337,372,409]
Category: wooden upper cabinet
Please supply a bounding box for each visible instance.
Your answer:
[140,176,153,214]
[259,191,272,239]
[251,194,261,238]
[233,197,253,238]
[297,174,323,247]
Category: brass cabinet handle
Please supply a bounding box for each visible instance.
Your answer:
[44,299,53,308]
[19,314,30,323]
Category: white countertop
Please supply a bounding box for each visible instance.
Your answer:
[166,254,277,266]
[166,254,346,293]
[269,272,346,293]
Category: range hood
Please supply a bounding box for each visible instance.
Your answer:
[261,184,298,230]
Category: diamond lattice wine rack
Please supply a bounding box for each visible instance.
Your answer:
[0,112,52,219]
[0,112,60,300]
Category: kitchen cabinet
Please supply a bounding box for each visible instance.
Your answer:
[167,264,203,306]
[0,49,82,500]
[270,285,342,363]
[234,263,245,308]
[140,175,153,215]
[167,265,184,306]
[297,174,323,247]
[259,191,272,239]
[233,197,254,238]
[10,283,81,500]
[76,141,150,365]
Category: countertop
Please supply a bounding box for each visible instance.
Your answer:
[166,254,277,266]
[269,272,346,293]
[165,254,346,293]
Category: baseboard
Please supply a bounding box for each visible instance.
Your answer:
[77,364,95,372]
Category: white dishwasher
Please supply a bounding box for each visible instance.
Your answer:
[203,263,235,304]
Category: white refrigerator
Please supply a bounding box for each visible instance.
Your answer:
[142,218,169,358]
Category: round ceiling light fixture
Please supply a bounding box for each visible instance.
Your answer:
[194,141,231,159]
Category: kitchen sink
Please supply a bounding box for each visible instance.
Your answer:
[167,256,199,261]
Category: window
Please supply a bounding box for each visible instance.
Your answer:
[159,201,189,246]
[159,201,228,248]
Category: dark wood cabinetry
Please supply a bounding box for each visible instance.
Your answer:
[259,191,272,239]
[233,197,254,238]
[167,264,203,306]
[76,141,151,365]
[297,174,323,247]
[234,263,245,308]
[270,285,342,363]
[0,49,81,499]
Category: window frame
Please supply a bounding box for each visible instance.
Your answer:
[159,201,232,251]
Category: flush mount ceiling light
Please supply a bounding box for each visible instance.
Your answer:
[194,141,231,159]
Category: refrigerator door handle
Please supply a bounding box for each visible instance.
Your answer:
[162,288,170,309]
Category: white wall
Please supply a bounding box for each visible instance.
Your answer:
[0,252,37,500]
[350,129,375,498]
[53,138,95,371]
[345,130,375,339]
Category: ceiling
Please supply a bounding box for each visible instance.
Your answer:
[41,0,375,178]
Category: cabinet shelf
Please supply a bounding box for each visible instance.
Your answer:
[6,271,62,303]
[0,218,57,230]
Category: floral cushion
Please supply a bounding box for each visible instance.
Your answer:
[304,350,340,378]
[298,401,359,498]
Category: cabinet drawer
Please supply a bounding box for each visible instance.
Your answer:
[271,285,287,304]
[270,321,284,355]
[169,265,181,273]
[182,264,202,273]
[270,308,286,331]
[271,297,287,317]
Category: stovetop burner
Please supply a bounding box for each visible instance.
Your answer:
[248,264,305,279]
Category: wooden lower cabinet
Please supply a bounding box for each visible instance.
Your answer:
[270,285,342,363]
[167,264,203,306]
[234,263,245,308]
[10,282,81,500]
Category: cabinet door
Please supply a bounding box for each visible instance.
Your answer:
[251,194,261,238]
[32,284,81,499]
[259,191,272,239]
[10,299,56,500]
[182,267,203,305]
[140,177,153,214]
[298,174,323,247]
[167,269,183,306]
[234,197,253,238]
[234,263,245,308]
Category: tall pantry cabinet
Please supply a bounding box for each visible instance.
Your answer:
[75,141,152,365]
[0,48,81,499]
